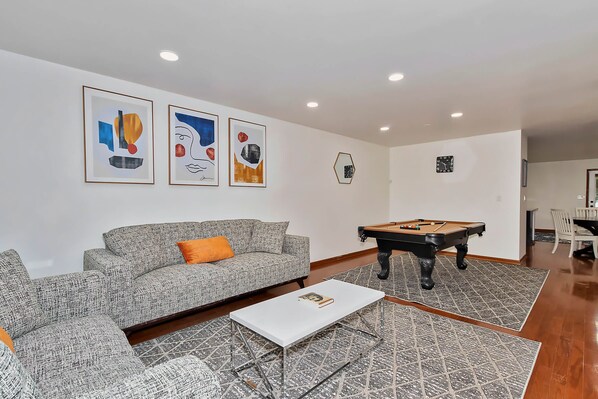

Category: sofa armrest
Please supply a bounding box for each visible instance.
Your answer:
[33,270,107,324]
[77,356,220,399]
[84,249,134,328]
[0,343,42,398]
[283,234,310,275]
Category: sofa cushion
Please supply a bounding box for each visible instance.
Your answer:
[133,263,239,326]
[104,224,165,278]
[14,315,144,398]
[247,221,289,254]
[0,249,48,339]
[152,222,204,266]
[177,236,234,264]
[214,252,302,292]
[104,222,203,278]
[199,219,257,254]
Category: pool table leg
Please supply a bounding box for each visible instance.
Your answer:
[418,257,435,290]
[456,243,468,270]
[376,249,392,280]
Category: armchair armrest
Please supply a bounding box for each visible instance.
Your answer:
[33,271,106,324]
[78,356,220,399]
[0,343,42,398]
[84,249,134,328]
[283,234,310,276]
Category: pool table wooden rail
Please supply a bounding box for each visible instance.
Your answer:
[358,220,485,246]
[360,220,484,234]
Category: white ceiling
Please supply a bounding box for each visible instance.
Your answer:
[1,1,598,151]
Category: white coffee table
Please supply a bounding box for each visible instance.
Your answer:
[229,279,385,399]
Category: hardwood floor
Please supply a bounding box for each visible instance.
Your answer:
[127,242,598,399]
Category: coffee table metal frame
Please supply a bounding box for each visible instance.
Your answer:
[230,299,384,399]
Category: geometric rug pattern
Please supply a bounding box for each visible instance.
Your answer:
[534,231,569,244]
[329,253,549,331]
[535,231,593,245]
[134,301,541,398]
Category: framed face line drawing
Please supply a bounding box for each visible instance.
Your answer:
[169,105,219,186]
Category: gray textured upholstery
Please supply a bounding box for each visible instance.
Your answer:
[199,219,257,254]
[1,251,220,399]
[33,271,107,324]
[78,356,220,399]
[104,224,174,278]
[132,263,237,326]
[102,221,260,278]
[15,315,144,397]
[84,249,134,327]
[0,249,48,339]
[0,343,41,399]
[85,219,310,330]
[214,252,303,292]
[152,222,205,266]
[247,221,289,254]
[283,234,312,262]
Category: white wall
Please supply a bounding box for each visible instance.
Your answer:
[520,135,528,259]
[527,158,598,229]
[389,130,523,261]
[0,50,389,277]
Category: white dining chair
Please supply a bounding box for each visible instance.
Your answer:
[575,207,598,235]
[550,209,598,257]
[576,207,598,218]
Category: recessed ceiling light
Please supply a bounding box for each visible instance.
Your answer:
[388,73,405,82]
[380,126,390,132]
[424,123,432,126]
[451,112,463,118]
[160,51,179,61]
[307,102,319,108]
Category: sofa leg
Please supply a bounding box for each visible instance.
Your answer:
[296,278,306,289]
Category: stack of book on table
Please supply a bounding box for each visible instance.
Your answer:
[298,292,334,308]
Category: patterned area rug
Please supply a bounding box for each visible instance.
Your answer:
[534,231,568,243]
[535,231,593,244]
[329,253,548,331]
[134,301,540,399]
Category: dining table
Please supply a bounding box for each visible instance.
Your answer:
[573,215,598,258]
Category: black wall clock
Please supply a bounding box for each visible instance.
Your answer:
[436,156,454,173]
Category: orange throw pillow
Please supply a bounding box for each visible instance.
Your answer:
[0,327,15,353]
[177,236,234,264]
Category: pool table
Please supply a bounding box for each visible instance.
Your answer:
[358,219,485,289]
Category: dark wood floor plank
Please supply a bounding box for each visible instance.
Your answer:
[565,338,584,398]
[550,336,571,388]
[583,360,598,399]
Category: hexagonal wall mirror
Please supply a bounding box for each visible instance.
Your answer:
[334,152,355,184]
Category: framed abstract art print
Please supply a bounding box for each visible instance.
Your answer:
[169,105,219,186]
[229,118,266,187]
[83,86,154,184]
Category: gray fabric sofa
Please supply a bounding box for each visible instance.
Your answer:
[84,219,310,330]
[0,249,220,399]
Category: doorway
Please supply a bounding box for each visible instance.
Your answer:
[587,169,598,207]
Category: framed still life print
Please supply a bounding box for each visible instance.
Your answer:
[83,86,154,184]
[169,105,219,186]
[229,118,266,187]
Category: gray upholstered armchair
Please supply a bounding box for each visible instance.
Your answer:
[0,249,220,398]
